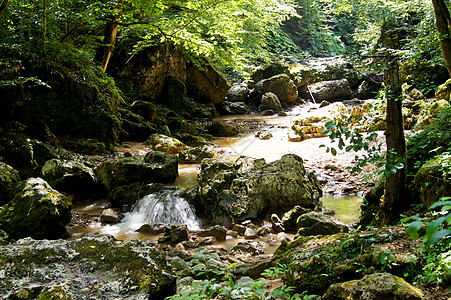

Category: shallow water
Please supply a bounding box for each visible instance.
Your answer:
[321,194,362,224]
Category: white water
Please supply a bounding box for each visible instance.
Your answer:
[101,189,201,237]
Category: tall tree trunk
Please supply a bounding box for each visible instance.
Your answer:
[0,0,9,15]
[94,21,119,71]
[381,19,407,225]
[432,0,451,77]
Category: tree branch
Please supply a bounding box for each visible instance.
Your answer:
[0,0,9,15]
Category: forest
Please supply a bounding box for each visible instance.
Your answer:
[0,0,450,299]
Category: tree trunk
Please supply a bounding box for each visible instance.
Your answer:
[94,21,119,71]
[432,0,451,77]
[381,19,407,225]
[0,0,8,15]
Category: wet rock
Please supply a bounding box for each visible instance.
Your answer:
[232,258,272,279]
[0,178,72,240]
[271,214,286,233]
[232,242,264,255]
[281,205,312,232]
[0,162,20,206]
[227,83,249,102]
[296,212,349,236]
[181,240,200,249]
[257,226,270,236]
[260,92,283,112]
[207,120,239,137]
[100,208,122,223]
[137,223,166,234]
[309,79,353,102]
[197,154,322,225]
[218,101,250,115]
[251,74,298,105]
[232,224,247,235]
[244,227,258,239]
[108,183,163,211]
[255,130,273,140]
[321,273,423,300]
[199,237,217,246]
[41,158,103,198]
[179,145,218,163]
[0,235,176,299]
[170,257,190,271]
[159,225,190,245]
[251,62,291,85]
[94,152,178,191]
[131,100,157,122]
[144,133,187,154]
[197,225,227,241]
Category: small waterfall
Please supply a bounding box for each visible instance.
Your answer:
[101,189,201,236]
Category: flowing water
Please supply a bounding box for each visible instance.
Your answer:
[71,104,363,247]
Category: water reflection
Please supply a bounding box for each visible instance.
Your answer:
[321,194,362,224]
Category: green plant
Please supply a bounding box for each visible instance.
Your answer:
[373,247,396,271]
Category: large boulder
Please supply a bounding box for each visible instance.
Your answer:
[260,92,283,112]
[226,83,249,102]
[40,158,104,198]
[207,120,239,137]
[322,273,423,300]
[0,178,72,239]
[144,133,187,154]
[186,63,230,104]
[250,62,291,85]
[0,162,21,206]
[306,56,360,89]
[296,212,349,236]
[94,151,178,191]
[197,154,322,225]
[251,74,298,106]
[308,79,353,102]
[179,145,218,163]
[217,101,250,115]
[0,235,176,299]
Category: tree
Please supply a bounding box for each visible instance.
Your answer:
[432,0,451,77]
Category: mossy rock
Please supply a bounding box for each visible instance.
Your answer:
[179,145,218,163]
[119,107,158,142]
[0,132,38,177]
[0,162,20,206]
[413,155,451,209]
[0,178,72,239]
[251,62,291,84]
[0,235,176,299]
[436,78,451,100]
[144,133,187,154]
[207,120,238,137]
[108,182,164,211]
[131,100,157,122]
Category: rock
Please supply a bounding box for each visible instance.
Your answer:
[170,257,190,271]
[144,133,187,154]
[321,273,423,300]
[232,224,247,235]
[255,130,273,140]
[232,258,272,279]
[119,108,158,141]
[232,242,264,255]
[356,79,380,100]
[100,208,122,223]
[251,62,291,85]
[94,152,178,191]
[218,101,250,115]
[131,100,157,122]
[227,84,249,102]
[179,145,218,163]
[197,225,227,241]
[416,99,450,127]
[0,178,72,239]
[197,154,322,225]
[186,63,230,105]
[305,56,360,88]
[0,133,39,177]
[435,77,451,100]
[296,212,349,236]
[251,74,298,105]
[41,158,103,198]
[0,162,20,206]
[108,183,163,211]
[260,92,283,112]
[199,237,216,246]
[308,79,353,102]
[159,225,190,244]
[281,206,312,232]
[207,120,239,137]
[136,223,166,234]
[0,235,176,299]
[244,227,258,239]
[257,226,270,236]
[319,100,330,108]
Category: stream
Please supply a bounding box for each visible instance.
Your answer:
[70,103,364,252]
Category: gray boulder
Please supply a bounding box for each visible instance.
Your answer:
[197,225,227,241]
[218,101,250,115]
[207,120,239,137]
[144,133,187,154]
[179,145,218,164]
[281,206,312,232]
[296,211,349,236]
[0,178,72,239]
[94,151,178,191]
[321,272,423,300]
[0,162,20,205]
[197,154,322,225]
[260,92,283,112]
[252,74,298,105]
[108,183,163,211]
[227,83,249,102]
[309,79,353,102]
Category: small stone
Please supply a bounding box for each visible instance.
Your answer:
[244,228,258,239]
[199,237,217,246]
[100,208,122,224]
[257,226,270,236]
[232,224,246,235]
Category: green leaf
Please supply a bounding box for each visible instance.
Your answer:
[426,229,451,246]
[430,200,451,210]
[406,221,423,240]
[331,148,337,156]
[426,216,446,239]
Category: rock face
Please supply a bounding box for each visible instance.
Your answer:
[321,273,423,300]
[0,162,21,205]
[197,154,322,225]
[0,178,72,239]
[0,236,176,299]
[251,74,298,106]
[308,79,353,102]
[94,152,178,191]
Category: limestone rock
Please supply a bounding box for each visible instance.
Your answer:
[197,225,227,241]
[218,101,250,115]
[227,83,249,102]
[207,120,239,137]
[281,206,312,232]
[322,273,423,300]
[296,211,349,236]
[308,79,353,102]
[100,208,122,223]
[186,63,230,104]
[260,92,283,112]
[0,178,72,239]
[159,225,190,244]
[197,154,322,225]
[0,162,20,206]
[251,62,291,85]
[144,133,187,154]
[179,145,218,163]
[252,74,298,105]
[94,152,178,191]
